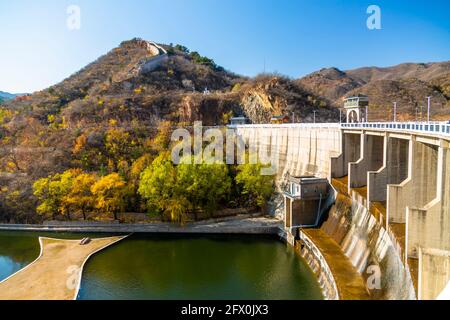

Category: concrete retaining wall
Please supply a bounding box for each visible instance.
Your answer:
[419,248,450,300]
[341,128,450,300]
[0,218,282,235]
[331,132,361,179]
[406,142,450,299]
[298,231,339,300]
[368,136,410,206]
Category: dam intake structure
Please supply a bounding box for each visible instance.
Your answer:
[230,121,450,300]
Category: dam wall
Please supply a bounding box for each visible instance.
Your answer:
[232,124,436,300]
[233,124,342,184]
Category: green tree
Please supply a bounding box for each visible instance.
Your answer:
[175,44,189,53]
[138,152,178,215]
[91,173,128,220]
[177,156,231,218]
[236,163,274,210]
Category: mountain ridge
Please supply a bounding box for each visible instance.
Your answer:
[297,61,450,120]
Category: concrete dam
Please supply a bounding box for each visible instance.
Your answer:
[231,122,450,300]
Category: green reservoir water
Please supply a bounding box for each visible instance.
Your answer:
[0,232,323,300]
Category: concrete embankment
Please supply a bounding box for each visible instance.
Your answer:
[0,217,283,235]
[0,236,126,300]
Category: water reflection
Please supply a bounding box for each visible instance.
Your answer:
[78,234,323,300]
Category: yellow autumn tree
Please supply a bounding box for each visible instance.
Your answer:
[145,121,173,154]
[33,169,81,220]
[91,173,128,220]
[130,154,154,185]
[63,173,97,220]
[105,128,135,171]
[72,134,87,155]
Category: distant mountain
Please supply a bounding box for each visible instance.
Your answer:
[296,67,363,102]
[297,61,450,120]
[346,62,450,83]
[0,91,17,102]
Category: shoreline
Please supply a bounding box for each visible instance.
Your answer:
[0,216,283,235]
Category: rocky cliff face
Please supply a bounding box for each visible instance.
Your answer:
[239,76,339,124]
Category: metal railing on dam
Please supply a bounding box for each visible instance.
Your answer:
[228,123,341,129]
[341,121,450,138]
[230,121,450,139]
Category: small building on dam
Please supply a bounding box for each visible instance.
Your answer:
[284,175,329,228]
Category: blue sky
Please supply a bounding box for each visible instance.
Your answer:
[0,0,449,93]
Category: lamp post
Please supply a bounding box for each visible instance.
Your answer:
[393,102,397,122]
[427,97,431,123]
[313,111,317,124]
